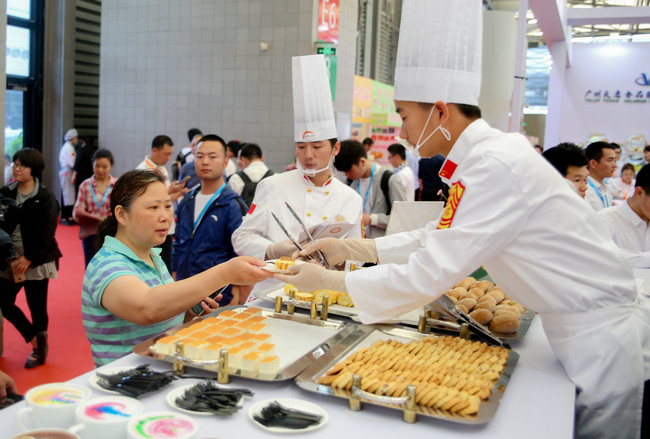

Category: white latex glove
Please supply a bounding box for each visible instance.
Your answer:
[265,240,298,260]
[274,262,348,293]
[293,238,378,266]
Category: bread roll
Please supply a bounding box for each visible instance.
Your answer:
[494,304,520,317]
[473,301,496,312]
[493,309,518,320]
[486,289,505,303]
[474,280,493,292]
[476,295,497,306]
[489,313,520,333]
[469,309,493,325]
[455,277,477,290]
[456,297,477,310]
[467,287,485,298]
[459,292,477,301]
[457,304,469,314]
[446,295,458,303]
[446,288,462,299]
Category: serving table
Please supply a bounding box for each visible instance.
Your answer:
[0,310,574,439]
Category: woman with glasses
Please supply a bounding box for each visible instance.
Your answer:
[0,148,62,368]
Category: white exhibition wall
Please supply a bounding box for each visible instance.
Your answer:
[554,42,650,154]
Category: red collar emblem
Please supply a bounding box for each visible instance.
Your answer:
[439,160,457,179]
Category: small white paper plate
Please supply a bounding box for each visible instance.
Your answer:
[89,367,136,395]
[166,384,244,416]
[249,398,328,433]
[261,260,305,274]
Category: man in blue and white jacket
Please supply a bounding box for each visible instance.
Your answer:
[172,134,247,306]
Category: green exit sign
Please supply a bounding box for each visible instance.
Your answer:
[317,46,337,56]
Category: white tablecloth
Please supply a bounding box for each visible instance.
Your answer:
[0,314,574,439]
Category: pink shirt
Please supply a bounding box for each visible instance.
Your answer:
[73,175,117,238]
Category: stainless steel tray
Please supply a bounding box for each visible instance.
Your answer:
[258,283,534,340]
[255,283,426,326]
[295,324,519,424]
[133,306,356,381]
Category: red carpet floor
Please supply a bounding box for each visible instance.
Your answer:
[0,223,95,394]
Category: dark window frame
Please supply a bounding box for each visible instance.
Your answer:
[6,0,45,151]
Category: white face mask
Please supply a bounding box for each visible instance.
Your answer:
[297,151,334,178]
[395,105,451,159]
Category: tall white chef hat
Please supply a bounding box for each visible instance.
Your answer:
[394,0,483,106]
[292,54,337,142]
[65,128,78,141]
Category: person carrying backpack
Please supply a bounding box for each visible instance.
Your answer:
[334,139,408,238]
[227,143,274,207]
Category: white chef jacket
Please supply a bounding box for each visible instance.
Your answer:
[599,201,650,268]
[232,169,363,260]
[345,119,649,439]
[59,140,76,206]
[227,161,270,196]
[136,156,175,234]
[585,175,613,211]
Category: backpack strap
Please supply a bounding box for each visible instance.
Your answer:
[236,171,252,184]
[261,169,274,179]
[380,170,393,215]
[234,196,248,216]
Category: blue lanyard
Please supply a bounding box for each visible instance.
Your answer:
[193,183,226,231]
[90,181,111,210]
[587,178,610,208]
[356,162,375,212]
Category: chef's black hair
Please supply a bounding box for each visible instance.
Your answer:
[417,102,481,119]
[635,164,650,193]
[543,143,588,177]
[334,139,365,172]
[585,141,615,164]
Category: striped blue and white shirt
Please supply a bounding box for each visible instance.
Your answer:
[81,236,183,367]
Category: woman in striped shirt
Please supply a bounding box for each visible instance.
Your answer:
[81,170,270,366]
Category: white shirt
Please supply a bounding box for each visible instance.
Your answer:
[345,119,648,439]
[394,163,415,202]
[224,159,237,179]
[609,177,635,201]
[59,141,76,172]
[599,200,650,268]
[232,169,363,260]
[227,161,270,196]
[585,175,613,211]
[137,156,175,234]
[405,150,420,190]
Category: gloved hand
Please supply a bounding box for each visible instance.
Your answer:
[265,240,298,260]
[274,262,348,293]
[293,238,378,266]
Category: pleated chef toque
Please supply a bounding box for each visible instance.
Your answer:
[394,0,483,106]
[292,54,337,142]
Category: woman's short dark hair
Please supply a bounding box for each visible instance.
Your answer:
[13,148,45,180]
[92,148,114,166]
[97,170,165,245]
[620,163,635,175]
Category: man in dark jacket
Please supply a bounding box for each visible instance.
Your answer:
[171,135,246,306]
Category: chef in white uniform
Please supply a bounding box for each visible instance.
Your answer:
[232,55,363,261]
[276,2,650,438]
[59,128,78,223]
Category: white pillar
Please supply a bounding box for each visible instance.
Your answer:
[509,0,528,134]
[544,40,567,148]
[479,10,517,132]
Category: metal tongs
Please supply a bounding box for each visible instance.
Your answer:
[428,295,509,348]
[271,202,330,269]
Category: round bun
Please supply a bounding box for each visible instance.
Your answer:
[455,277,477,290]
[456,297,477,311]
[477,295,497,306]
[456,304,469,314]
[469,309,493,325]
[487,289,505,302]
[489,313,520,333]
[495,304,521,317]
[446,288,462,299]
[467,287,485,298]
[473,301,496,312]
[474,280,493,292]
